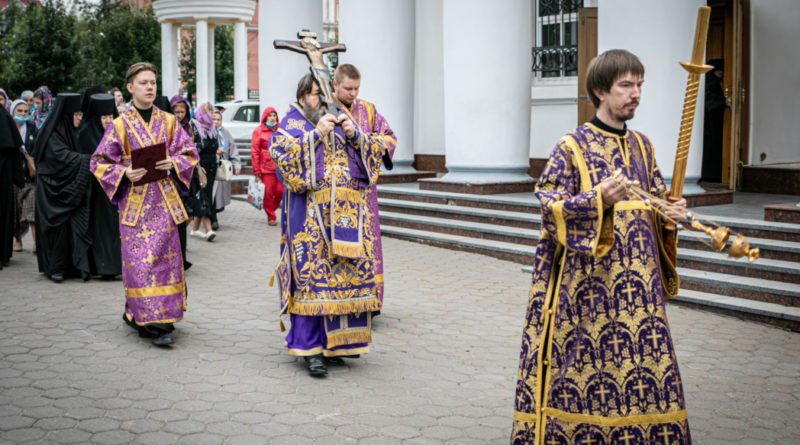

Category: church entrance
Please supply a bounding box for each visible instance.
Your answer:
[704,0,749,189]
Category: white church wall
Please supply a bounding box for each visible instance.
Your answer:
[597,0,706,184]
[749,0,800,167]
[530,85,578,158]
[414,0,445,156]
[257,0,322,119]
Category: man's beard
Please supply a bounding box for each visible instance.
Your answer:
[615,102,638,122]
[302,102,326,125]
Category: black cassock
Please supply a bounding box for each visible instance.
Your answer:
[77,93,121,277]
[33,93,94,280]
[0,106,25,269]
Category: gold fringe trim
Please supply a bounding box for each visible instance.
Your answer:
[288,298,381,317]
[326,329,372,348]
[513,408,687,427]
[332,242,365,259]
[313,187,363,204]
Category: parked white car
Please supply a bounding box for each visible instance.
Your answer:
[214,100,260,141]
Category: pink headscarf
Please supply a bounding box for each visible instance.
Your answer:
[194,102,217,140]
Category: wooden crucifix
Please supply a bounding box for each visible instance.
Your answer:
[274,30,346,116]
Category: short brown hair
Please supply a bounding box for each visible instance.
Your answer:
[334,64,361,83]
[586,49,644,108]
[295,73,319,102]
[125,62,158,85]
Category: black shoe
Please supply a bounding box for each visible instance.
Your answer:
[184,261,192,271]
[305,354,327,377]
[211,221,219,231]
[101,274,116,280]
[152,333,174,347]
[50,273,64,283]
[324,357,346,366]
[371,310,381,318]
[81,272,91,282]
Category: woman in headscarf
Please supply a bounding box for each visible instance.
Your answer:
[77,93,120,278]
[21,90,35,116]
[250,106,282,225]
[0,89,10,111]
[187,102,219,241]
[33,93,94,282]
[167,95,196,268]
[32,86,54,128]
[210,109,241,230]
[9,99,37,254]
[0,101,25,270]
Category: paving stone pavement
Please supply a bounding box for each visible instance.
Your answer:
[1,200,799,445]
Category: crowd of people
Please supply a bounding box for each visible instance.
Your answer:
[0,48,702,442]
[0,61,395,357]
[0,77,250,278]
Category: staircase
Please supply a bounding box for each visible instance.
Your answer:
[377,183,800,331]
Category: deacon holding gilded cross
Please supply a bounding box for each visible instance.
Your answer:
[333,64,396,310]
[90,63,199,347]
[511,50,690,444]
[270,73,386,377]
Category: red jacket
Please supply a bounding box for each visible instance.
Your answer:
[251,106,279,175]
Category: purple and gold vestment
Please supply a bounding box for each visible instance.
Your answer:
[270,103,386,356]
[90,107,198,326]
[336,97,396,304]
[512,123,690,444]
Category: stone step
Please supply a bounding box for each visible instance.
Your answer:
[379,185,800,242]
[378,184,540,214]
[378,200,800,262]
[380,211,800,285]
[380,224,799,306]
[670,288,800,332]
[378,197,539,229]
[519,265,800,331]
[677,249,800,285]
[380,225,533,264]
[676,267,800,307]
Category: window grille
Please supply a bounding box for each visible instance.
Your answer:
[532,0,583,79]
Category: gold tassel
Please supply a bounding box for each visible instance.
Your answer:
[268,272,275,287]
[335,187,362,203]
[288,298,382,317]
[332,242,365,259]
[326,330,373,348]
[279,318,286,332]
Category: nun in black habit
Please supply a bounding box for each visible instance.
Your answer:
[77,93,121,278]
[0,105,25,270]
[33,93,94,282]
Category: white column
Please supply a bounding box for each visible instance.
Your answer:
[414,0,444,157]
[195,18,209,106]
[160,21,176,98]
[234,20,248,101]
[440,0,532,183]
[258,0,322,116]
[208,24,216,104]
[339,0,416,173]
[599,0,705,192]
[170,26,180,98]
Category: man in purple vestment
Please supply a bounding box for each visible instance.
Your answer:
[90,63,198,347]
[512,50,691,444]
[270,74,386,376]
[333,64,396,314]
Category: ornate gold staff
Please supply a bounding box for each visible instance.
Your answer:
[668,6,714,229]
[616,171,760,263]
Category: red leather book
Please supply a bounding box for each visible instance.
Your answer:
[130,142,168,185]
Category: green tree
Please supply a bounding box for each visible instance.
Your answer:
[0,1,81,96]
[82,2,161,98]
[180,25,235,104]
